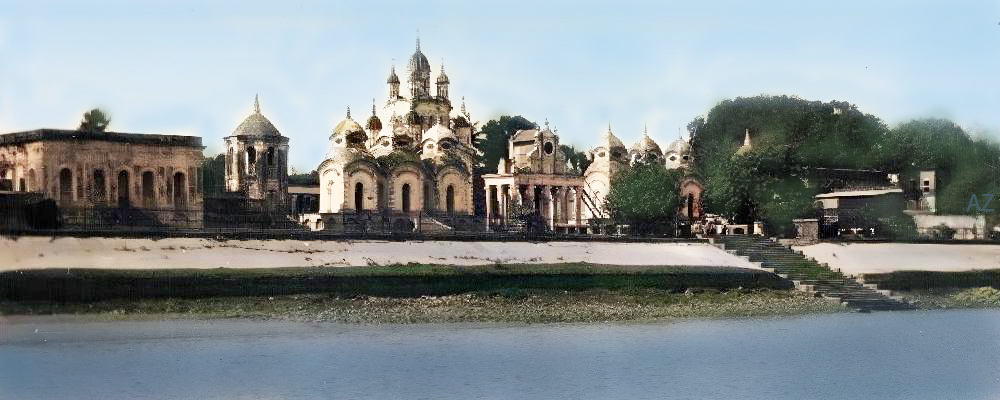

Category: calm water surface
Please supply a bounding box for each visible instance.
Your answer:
[2,310,999,399]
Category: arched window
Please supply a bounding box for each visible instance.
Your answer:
[446,185,455,213]
[687,193,694,220]
[58,168,73,206]
[401,183,411,212]
[354,182,364,211]
[117,170,130,207]
[18,178,26,192]
[377,182,385,209]
[27,169,36,192]
[246,147,256,173]
[93,170,106,203]
[141,171,155,208]
[173,172,187,209]
[267,147,275,166]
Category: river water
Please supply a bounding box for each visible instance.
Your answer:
[2,310,999,399]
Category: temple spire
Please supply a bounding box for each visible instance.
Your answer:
[253,94,260,114]
[346,106,351,119]
[372,98,377,115]
[742,129,752,148]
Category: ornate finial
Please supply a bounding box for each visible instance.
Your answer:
[253,94,260,114]
[416,33,420,51]
[554,126,558,134]
[644,123,648,136]
[608,122,612,132]
[372,98,377,115]
[346,106,351,119]
[544,118,549,129]
[460,96,467,114]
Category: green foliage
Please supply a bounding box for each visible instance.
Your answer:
[288,170,319,186]
[560,144,592,175]
[703,144,818,235]
[606,164,681,235]
[79,108,111,133]
[856,203,918,239]
[475,115,536,173]
[887,119,1000,216]
[200,154,225,196]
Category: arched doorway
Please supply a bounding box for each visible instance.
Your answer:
[446,185,455,213]
[401,183,411,212]
[354,182,364,211]
[117,171,130,207]
[173,172,187,209]
[141,171,155,208]
[687,193,694,220]
[93,170,106,203]
[59,168,73,206]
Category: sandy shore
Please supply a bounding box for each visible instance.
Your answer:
[795,242,1000,275]
[0,236,756,270]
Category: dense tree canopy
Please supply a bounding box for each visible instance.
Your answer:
[475,115,536,173]
[200,153,225,196]
[559,144,591,175]
[606,164,681,235]
[692,95,1000,232]
[79,108,111,133]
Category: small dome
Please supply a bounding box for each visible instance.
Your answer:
[425,121,456,143]
[436,64,450,84]
[599,125,626,150]
[332,108,367,144]
[366,104,382,131]
[366,115,383,131]
[630,134,662,155]
[234,113,281,137]
[387,66,400,84]
[407,40,431,77]
[233,96,281,137]
[666,137,690,155]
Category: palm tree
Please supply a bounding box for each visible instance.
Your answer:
[79,108,111,133]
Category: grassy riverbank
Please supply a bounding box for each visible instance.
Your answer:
[899,287,1000,309]
[0,263,789,302]
[0,288,846,323]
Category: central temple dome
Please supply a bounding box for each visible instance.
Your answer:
[407,39,431,77]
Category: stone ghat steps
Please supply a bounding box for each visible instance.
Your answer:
[717,235,915,312]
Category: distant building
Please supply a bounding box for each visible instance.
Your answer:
[582,124,703,230]
[224,95,290,207]
[484,121,587,233]
[311,40,477,232]
[0,128,204,228]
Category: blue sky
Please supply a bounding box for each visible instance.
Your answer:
[1,0,998,172]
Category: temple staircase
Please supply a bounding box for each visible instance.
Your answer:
[717,235,915,312]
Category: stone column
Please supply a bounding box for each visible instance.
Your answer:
[525,184,535,213]
[499,184,509,227]
[485,184,494,231]
[575,186,583,231]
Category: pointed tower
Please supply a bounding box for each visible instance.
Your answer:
[407,37,431,99]
[737,128,753,155]
[436,61,450,100]
[387,63,400,99]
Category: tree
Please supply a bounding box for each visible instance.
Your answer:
[79,108,111,133]
[200,153,226,196]
[605,164,681,235]
[560,144,592,175]
[475,115,536,173]
[288,170,319,186]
